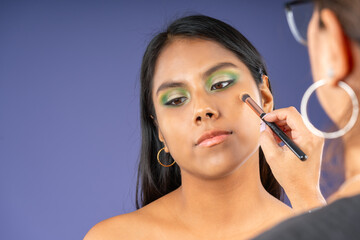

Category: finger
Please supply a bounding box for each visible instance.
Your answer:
[283,129,293,139]
[282,125,291,132]
[264,107,299,122]
[273,133,282,144]
[264,107,308,132]
[272,120,288,127]
[274,131,293,144]
[264,120,293,141]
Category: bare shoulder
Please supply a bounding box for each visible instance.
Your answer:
[84,192,176,240]
[84,211,140,239]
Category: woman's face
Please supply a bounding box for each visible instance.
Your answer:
[152,38,272,179]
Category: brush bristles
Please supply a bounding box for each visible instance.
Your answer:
[241,94,250,102]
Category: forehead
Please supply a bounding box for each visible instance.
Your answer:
[153,38,250,87]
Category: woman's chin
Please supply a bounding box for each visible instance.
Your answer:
[183,156,250,180]
[175,145,260,180]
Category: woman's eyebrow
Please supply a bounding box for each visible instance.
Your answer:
[156,81,186,96]
[155,62,237,96]
[203,62,238,79]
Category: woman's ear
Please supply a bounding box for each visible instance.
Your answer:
[259,75,274,113]
[155,121,169,152]
[320,9,351,84]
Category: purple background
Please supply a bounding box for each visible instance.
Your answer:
[0,0,336,239]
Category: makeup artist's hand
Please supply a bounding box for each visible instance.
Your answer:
[260,107,327,213]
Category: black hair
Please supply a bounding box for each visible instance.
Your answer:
[315,0,360,44]
[136,15,283,209]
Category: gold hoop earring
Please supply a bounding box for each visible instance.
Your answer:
[157,147,175,167]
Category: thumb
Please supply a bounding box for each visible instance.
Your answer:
[259,126,283,164]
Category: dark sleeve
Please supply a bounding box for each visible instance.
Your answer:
[253,195,360,240]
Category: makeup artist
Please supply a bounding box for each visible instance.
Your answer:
[84,15,325,240]
[254,0,360,239]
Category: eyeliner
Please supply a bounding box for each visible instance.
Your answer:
[242,94,307,161]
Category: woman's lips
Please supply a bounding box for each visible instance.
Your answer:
[196,130,232,147]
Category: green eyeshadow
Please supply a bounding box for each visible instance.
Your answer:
[159,88,190,106]
[206,70,239,91]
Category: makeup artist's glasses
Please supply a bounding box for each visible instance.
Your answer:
[284,0,315,45]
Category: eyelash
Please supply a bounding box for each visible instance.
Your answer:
[210,79,235,91]
[164,97,188,106]
[164,79,235,106]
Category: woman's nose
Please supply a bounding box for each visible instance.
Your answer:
[193,105,219,124]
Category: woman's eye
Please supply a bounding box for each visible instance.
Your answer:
[165,97,187,106]
[210,80,234,91]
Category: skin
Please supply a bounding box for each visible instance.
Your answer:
[260,107,326,213]
[84,38,294,240]
[154,38,268,179]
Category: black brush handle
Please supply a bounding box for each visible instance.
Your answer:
[262,118,308,161]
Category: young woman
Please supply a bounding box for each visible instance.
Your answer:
[85,15,323,240]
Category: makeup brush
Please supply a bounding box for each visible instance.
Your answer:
[242,94,307,161]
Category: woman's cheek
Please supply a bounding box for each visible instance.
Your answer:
[159,111,191,145]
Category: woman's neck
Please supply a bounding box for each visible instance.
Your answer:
[170,151,290,236]
[331,58,360,199]
[344,138,360,179]
[328,132,360,202]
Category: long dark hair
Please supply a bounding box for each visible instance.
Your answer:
[136,15,282,209]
